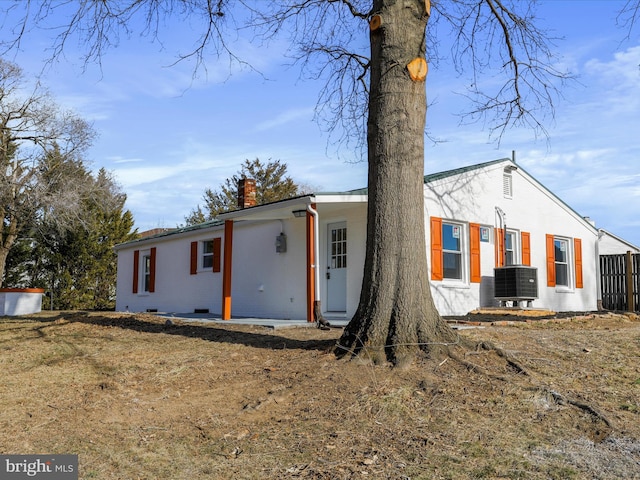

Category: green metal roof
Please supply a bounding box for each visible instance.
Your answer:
[114,218,225,249]
[322,158,512,196]
[423,158,510,183]
[116,156,599,248]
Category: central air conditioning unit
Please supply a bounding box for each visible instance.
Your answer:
[494,266,538,302]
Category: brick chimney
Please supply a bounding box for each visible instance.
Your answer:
[237,178,257,209]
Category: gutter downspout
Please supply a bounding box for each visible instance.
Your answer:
[495,206,507,266]
[307,204,330,328]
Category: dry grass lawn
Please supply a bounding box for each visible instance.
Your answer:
[1,311,639,479]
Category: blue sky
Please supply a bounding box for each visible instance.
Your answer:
[4,1,640,246]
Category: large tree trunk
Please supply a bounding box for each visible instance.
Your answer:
[337,0,457,366]
[0,230,19,287]
[0,247,8,287]
[0,207,18,287]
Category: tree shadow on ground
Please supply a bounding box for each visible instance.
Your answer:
[61,312,338,352]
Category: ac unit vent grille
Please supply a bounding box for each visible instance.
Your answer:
[494,266,538,300]
[503,173,513,198]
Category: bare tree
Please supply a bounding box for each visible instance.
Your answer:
[0,59,96,285]
[2,0,628,364]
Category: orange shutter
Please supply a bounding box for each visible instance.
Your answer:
[546,234,556,287]
[470,223,481,283]
[132,250,139,293]
[495,228,505,267]
[574,238,583,289]
[430,217,443,281]
[213,237,222,273]
[190,242,198,275]
[149,247,157,293]
[521,232,531,266]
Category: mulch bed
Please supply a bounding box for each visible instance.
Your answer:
[443,309,629,326]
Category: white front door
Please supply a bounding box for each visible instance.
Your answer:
[326,222,347,312]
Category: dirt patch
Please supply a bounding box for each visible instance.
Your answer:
[1,311,640,479]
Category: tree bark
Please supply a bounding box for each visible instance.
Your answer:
[337,0,457,366]
[0,248,9,287]
[0,205,18,287]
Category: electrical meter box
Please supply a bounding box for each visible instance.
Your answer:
[275,233,287,253]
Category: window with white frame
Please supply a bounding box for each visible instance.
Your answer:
[443,222,463,280]
[505,231,517,265]
[202,240,214,269]
[143,254,152,292]
[554,238,570,287]
[330,226,347,269]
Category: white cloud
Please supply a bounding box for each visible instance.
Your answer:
[109,156,145,164]
[254,107,315,132]
[585,45,640,86]
[582,45,640,114]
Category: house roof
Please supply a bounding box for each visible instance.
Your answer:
[332,158,513,197]
[113,218,225,250]
[114,157,605,249]
[423,158,509,183]
[598,229,640,252]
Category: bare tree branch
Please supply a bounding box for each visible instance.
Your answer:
[617,0,640,41]
[249,1,370,156]
[431,0,572,142]
[0,59,98,284]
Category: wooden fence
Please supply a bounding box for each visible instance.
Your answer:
[600,252,640,312]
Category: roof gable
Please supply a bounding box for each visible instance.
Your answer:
[423,158,509,183]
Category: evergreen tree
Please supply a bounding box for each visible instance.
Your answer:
[184,158,306,225]
[6,166,137,309]
[45,169,137,310]
[2,237,36,289]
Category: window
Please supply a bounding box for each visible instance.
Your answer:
[133,248,156,293]
[330,226,347,269]
[496,229,521,266]
[554,238,569,287]
[202,240,214,269]
[442,222,463,280]
[546,235,583,289]
[505,231,517,265]
[431,217,471,283]
[143,254,152,292]
[191,238,221,274]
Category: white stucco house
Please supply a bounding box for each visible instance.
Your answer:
[597,229,640,255]
[115,158,620,320]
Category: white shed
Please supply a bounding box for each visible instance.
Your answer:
[0,288,44,316]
